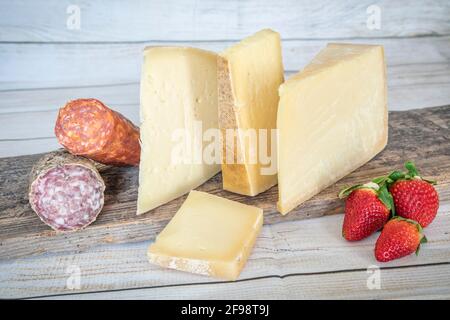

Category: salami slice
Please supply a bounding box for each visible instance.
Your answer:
[28,150,105,232]
[55,98,140,166]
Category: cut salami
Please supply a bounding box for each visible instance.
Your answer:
[28,150,106,232]
[55,98,140,166]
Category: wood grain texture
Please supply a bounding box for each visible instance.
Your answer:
[1,0,449,42]
[1,36,449,90]
[0,106,449,261]
[44,264,450,299]
[1,209,449,299]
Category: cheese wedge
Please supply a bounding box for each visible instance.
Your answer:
[148,190,263,280]
[277,43,388,215]
[218,29,284,196]
[137,47,221,215]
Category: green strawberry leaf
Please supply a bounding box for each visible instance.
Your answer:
[416,235,428,255]
[393,216,424,229]
[387,170,405,182]
[423,178,437,185]
[377,184,396,216]
[380,162,437,186]
[338,181,382,199]
[372,176,388,185]
[372,171,406,188]
[338,184,363,199]
[420,235,428,244]
[405,161,419,177]
[404,161,437,185]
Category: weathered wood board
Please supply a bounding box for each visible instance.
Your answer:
[0,106,449,261]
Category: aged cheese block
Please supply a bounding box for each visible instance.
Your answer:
[218,29,284,196]
[148,190,263,280]
[277,43,388,215]
[137,47,221,215]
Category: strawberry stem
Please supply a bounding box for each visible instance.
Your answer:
[405,161,419,177]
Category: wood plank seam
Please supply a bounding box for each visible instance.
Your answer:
[2,33,450,45]
[18,261,450,300]
[0,82,139,93]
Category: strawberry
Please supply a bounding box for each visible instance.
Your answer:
[390,179,439,227]
[375,161,439,227]
[339,182,393,241]
[375,217,427,262]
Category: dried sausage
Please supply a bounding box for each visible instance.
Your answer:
[55,98,140,166]
[28,150,105,232]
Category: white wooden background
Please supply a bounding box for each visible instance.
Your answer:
[0,0,449,299]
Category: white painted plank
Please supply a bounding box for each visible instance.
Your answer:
[1,36,449,90]
[0,206,448,299]
[1,0,449,42]
[0,138,60,159]
[0,83,139,114]
[35,264,450,300]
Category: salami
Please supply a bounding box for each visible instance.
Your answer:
[28,150,105,232]
[55,98,140,166]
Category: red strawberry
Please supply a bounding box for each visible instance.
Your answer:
[339,183,392,241]
[377,161,439,227]
[375,217,426,262]
[390,179,439,227]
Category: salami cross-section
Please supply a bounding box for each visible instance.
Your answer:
[55,98,140,166]
[29,150,106,232]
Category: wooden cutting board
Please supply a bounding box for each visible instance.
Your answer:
[1,106,449,261]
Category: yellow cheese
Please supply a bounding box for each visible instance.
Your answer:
[277,43,388,215]
[218,29,284,196]
[137,47,221,215]
[148,190,263,280]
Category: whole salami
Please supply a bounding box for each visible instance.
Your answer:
[28,150,105,232]
[55,98,140,166]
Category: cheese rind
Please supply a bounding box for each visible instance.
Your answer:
[277,43,388,215]
[148,190,263,280]
[218,29,284,196]
[137,47,221,215]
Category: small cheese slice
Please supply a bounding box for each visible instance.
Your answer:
[277,43,388,215]
[137,47,221,215]
[218,29,284,196]
[148,190,263,280]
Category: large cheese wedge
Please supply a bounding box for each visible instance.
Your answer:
[148,190,263,280]
[277,43,388,215]
[218,29,284,196]
[137,47,221,215]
